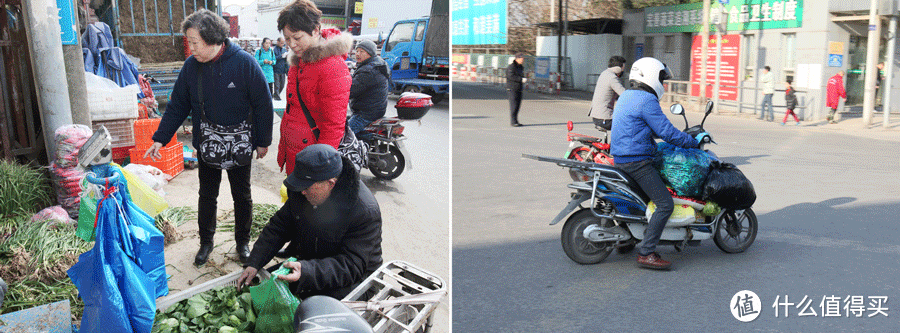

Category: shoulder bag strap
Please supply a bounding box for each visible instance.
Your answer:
[295,72,321,140]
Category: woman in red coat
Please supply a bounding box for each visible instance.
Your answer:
[277,0,353,174]
[826,71,846,124]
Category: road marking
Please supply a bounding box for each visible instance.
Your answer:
[758,232,900,255]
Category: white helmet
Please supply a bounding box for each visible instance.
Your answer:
[629,57,672,100]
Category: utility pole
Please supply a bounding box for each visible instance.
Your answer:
[22,0,75,161]
[862,0,881,126]
[883,15,896,128]
[557,0,562,75]
[701,0,710,108]
[713,5,725,114]
[65,0,91,127]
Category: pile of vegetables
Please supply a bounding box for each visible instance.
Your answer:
[152,286,257,333]
[217,204,280,238]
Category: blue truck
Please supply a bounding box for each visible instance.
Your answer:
[380,0,449,104]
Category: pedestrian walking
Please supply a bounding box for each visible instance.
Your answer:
[273,37,288,100]
[759,66,775,121]
[256,37,277,97]
[144,9,274,266]
[826,70,846,124]
[782,80,799,126]
[276,0,353,175]
[507,53,525,127]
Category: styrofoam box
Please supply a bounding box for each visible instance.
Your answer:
[88,85,139,121]
[156,269,271,311]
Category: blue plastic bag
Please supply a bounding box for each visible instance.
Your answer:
[653,142,716,197]
[67,165,167,332]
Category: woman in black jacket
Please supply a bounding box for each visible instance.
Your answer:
[782,80,799,125]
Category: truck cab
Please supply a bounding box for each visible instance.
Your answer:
[379,16,449,104]
[382,18,428,82]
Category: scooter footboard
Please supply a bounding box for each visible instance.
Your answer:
[341,260,447,333]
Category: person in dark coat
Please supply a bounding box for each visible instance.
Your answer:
[348,39,389,139]
[144,9,274,266]
[507,53,525,127]
[236,144,383,300]
[782,80,799,125]
[273,37,288,100]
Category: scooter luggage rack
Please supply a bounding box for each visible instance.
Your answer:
[341,260,447,333]
[522,154,628,183]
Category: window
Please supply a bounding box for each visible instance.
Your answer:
[415,22,426,41]
[782,33,796,82]
[644,36,654,57]
[384,22,415,52]
[743,34,756,80]
[664,35,674,53]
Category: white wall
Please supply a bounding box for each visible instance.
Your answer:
[536,34,623,91]
[239,1,259,38]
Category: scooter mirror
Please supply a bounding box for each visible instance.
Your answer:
[669,104,684,115]
[567,120,574,131]
[705,101,714,115]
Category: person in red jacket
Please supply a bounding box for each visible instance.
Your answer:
[277,0,353,174]
[826,71,846,124]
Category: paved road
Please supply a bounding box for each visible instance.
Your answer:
[452,81,900,331]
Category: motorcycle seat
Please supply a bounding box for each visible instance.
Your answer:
[568,133,603,144]
[293,295,374,333]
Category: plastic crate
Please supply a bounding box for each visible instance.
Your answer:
[156,269,271,312]
[134,118,176,149]
[129,142,183,177]
[111,145,133,164]
[92,119,135,148]
[87,85,139,121]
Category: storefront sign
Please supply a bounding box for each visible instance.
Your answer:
[645,0,803,34]
[690,34,741,101]
[452,54,470,64]
[452,0,508,45]
[322,16,347,28]
[534,57,551,79]
[828,54,843,67]
[58,0,78,45]
[828,41,843,55]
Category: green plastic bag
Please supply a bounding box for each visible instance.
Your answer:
[76,186,100,242]
[250,258,301,333]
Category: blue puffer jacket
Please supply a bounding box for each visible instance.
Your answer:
[611,89,698,164]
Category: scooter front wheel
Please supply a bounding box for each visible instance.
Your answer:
[560,209,615,265]
[713,208,758,253]
[370,144,405,180]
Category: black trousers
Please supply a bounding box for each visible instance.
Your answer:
[197,159,253,245]
[507,87,523,124]
[273,73,286,99]
[592,118,612,131]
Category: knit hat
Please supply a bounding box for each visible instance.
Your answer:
[356,40,377,58]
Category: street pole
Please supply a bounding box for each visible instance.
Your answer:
[713,7,724,114]
[701,0,710,109]
[862,0,881,126]
[65,0,91,127]
[557,0,562,75]
[22,0,75,161]
[344,0,351,30]
[883,15,896,128]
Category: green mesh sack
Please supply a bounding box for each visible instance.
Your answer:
[653,142,715,198]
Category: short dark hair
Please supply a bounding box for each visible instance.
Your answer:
[278,0,322,35]
[181,9,230,45]
[608,56,626,68]
[764,66,771,71]
[786,79,792,85]
[515,52,524,58]
[262,37,271,44]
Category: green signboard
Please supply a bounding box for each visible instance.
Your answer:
[644,0,803,34]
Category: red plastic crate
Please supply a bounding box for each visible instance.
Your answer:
[111,146,133,164]
[129,142,184,177]
[134,118,176,150]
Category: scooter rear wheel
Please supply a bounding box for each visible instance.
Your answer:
[560,209,615,265]
[370,144,405,180]
[713,208,758,253]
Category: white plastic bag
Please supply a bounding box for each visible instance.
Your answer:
[124,163,172,195]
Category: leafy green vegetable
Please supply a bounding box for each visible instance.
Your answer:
[153,286,257,333]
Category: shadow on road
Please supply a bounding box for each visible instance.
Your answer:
[452,115,490,120]
[361,176,403,194]
[718,154,769,167]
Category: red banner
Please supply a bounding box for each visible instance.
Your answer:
[690,34,740,101]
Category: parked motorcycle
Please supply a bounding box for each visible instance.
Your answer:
[358,92,432,180]
[525,101,757,264]
[564,121,614,181]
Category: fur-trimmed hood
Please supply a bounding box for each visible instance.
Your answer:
[286,28,353,66]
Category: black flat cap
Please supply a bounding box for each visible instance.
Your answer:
[284,144,343,192]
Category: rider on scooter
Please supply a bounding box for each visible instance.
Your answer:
[611,57,703,270]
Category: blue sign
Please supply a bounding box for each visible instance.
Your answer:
[452,0,507,45]
[57,0,78,45]
[828,54,843,67]
[718,0,729,4]
[636,43,644,59]
[534,57,550,79]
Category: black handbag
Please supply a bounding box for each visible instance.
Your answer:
[293,79,368,171]
[195,66,254,170]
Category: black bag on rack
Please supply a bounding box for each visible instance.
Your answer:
[702,161,756,210]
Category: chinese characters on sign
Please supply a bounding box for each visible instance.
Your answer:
[690,35,741,101]
[451,0,507,45]
[771,295,889,318]
[645,0,803,34]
